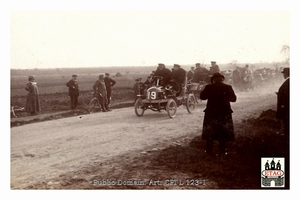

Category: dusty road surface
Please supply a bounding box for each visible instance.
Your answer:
[11,86,279,189]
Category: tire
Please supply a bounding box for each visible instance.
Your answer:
[82,92,94,107]
[166,99,177,118]
[134,98,145,117]
[186,94,196,113]
[88,97,98,113]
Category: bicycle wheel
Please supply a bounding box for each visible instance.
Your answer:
[108,96,114,107]
[88,97,98,113]
[82,92,94,107]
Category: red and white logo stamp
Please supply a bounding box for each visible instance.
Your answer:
[261,157,285,187]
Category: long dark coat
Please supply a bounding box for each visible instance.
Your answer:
[104,77,116,92]
[191,67,209,83]
[66,79,79,96]
[276,78,289,119]
[154,67,172,86]
[200,82,237,141]
[25,81,41,113]
[171,67,186,85]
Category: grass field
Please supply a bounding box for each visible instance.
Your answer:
[10,67,155,115]
[11,72,150,96]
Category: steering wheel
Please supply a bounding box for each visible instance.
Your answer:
[152,76,163,80]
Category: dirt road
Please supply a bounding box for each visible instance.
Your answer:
[11,86,278,189]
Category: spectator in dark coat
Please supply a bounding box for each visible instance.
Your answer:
[153,63,172,86]
[66,74,79,110]
[200,73,237,155]
[104,73,116,106]
[276,68,290,136]
[25,75,41,115]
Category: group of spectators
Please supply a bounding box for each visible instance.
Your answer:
[24,73,116,115]
[66,73,116,112]
[230,65,283,92]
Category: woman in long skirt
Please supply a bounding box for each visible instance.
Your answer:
[25,75,41,115]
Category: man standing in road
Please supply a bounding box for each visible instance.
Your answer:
[200,73,237,156]
[276,67,290,137]
[93,74,110,112]
[66,74,79,111]
[104,73,116,107]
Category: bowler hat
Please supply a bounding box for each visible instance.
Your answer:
[281,68,290,74]
[210,72,225,83]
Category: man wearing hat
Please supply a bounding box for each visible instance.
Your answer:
[104,73,116,107]
[66,74,79,111]
[144,71,155,89]
[93,74,110,112]
[276,67,290,137]
[191,63,209,83]
[208,61,220,76]
[200,72,237,155]
[170,64,186,96]
[153,63,172,86]
[187,66,195,81]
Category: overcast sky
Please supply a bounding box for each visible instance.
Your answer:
[9,2,291,69]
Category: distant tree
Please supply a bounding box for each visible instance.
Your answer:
[280,44,290,64]
[228,60,239,69]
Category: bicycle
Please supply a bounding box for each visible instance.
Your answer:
[108,90,114,107]
[81,91,94,107]
[11,106,25,118]
[88,92,103,113]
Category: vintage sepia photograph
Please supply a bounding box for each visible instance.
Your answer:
[4,0,299,198]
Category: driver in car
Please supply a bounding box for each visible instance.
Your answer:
[153,63,172,87]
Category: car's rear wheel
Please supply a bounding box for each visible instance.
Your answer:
[166,99,177,118]
[186,93,196,113]
[134,98,145,117]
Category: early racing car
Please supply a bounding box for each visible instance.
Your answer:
[134,76,196,118]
